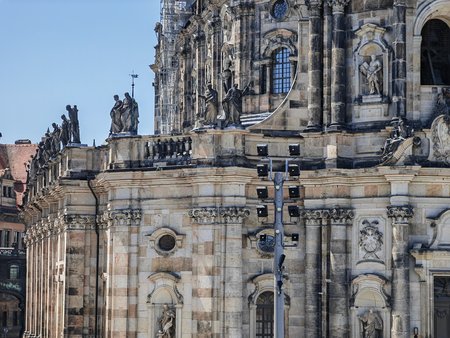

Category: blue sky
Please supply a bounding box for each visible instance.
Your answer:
[0,0,160,145]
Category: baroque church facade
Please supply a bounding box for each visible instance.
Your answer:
[22,0,450,337]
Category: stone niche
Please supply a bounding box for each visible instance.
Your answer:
[353,23,391,123]
[350,274,391,338]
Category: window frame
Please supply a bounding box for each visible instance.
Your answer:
[271,47,291,94]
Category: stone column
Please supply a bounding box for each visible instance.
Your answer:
[328,0,350,131]
[305,1,323,131]
[233,3,254,88]
[323,2,332,126]
[392,0,407,118]
[302,210,325,337]
[387,205,413,338]
[328,208,354,338]
[209,13,221,91]
[194,29,206,124]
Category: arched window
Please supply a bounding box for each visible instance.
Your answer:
[421,19,450,85]
[9,264,19,280]
[256,291,274,337]
[272,48,291,94]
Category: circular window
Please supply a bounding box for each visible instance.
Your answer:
[158,234,176,252]
[271,0,288,20]
[258,235,275,253]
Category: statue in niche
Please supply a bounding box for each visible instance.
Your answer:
[109,94,123,134]
[359,55,382,95]
[59,114,70,147]
[359,308,383,338]
[156,304,175,338]
[198,83,219,126]
[66,105,80,144]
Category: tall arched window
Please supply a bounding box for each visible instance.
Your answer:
[256,291,274,337]
[421,19,450,85]
[272,48,291,94]
[9,264,19,280]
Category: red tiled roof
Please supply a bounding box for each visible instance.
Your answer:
[0,144,37,205]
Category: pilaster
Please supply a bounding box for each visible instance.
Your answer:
[387,205,413,338]
[327,0,350,130]
[189,207,249,337]
[305,1,323,131]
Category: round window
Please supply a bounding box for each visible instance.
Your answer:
[258,235,275,253]
[158,234,176,252]
[272,0,288,20]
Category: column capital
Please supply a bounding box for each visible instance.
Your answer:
[189,207,250,224]
[101,209,142,227]
[327,0,350,12]
[387,205,414,223]
[328,208,354,224]
[306,0,323,11]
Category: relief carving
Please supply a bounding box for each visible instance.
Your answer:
[189,207,250,224]
[359,220,383,260]
[431,112,450,165]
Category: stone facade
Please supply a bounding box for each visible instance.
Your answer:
[22,0,450,337]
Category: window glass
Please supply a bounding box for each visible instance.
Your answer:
[421,19,450,85]
[272,48,291,94]
[256,292,274,337]
[271,0,288,20]
[9,265,19,280]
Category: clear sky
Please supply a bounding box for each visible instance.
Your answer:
[0,0,161,145]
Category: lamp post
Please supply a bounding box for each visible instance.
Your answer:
[256,144,301,338]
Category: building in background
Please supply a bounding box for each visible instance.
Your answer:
[22,0,450,337]
[0,141,36,338]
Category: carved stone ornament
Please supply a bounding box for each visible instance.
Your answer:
[262,29,297,58]
[101,209,142,227]
[61,214,95,231]
[327,0,350,11]
[302,208,354,224]
[359,220,383,260]
[359,309,383,338]
[431,114,450,165]
[156,304,176,338]
[197,320,212,334]
[386,206,413,223]
[189,207,250,224]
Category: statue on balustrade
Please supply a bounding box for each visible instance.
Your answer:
[109,93,139,135]
[66,104,80,143]
[59,114,70,147]
[198,83,219,126]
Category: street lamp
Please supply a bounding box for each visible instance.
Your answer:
[255,144,301,338]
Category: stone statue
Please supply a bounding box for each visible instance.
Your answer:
[110,94,123,134]
[156,304,175,338]
[51,122,61,154]
[199,84,219,125]
[66,105,80,144]
[121,92,139,134]
[359,308,383,338]
[360,55,382,95]
[221,82,253,126]
[222,83,242,124]
[380,117,413,162]
[60,114,70,147]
